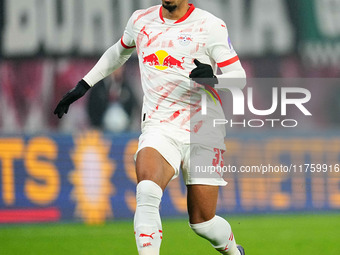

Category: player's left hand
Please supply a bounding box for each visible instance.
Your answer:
[189,59,218,87]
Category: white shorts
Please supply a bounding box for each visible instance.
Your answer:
[135,125,227,186]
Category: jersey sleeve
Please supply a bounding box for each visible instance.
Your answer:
[206,19,246,89]
[120,11,138,49]
[206,20,240,70]
[82,13,137,86]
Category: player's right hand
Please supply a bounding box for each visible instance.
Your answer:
[54,79,91,119]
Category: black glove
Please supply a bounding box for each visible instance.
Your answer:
[54,79,91,118]
[189,59,218,87]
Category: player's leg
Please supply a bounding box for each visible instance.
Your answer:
[134,147,175,255]
[187,184,241,255]
[136,147,175,190]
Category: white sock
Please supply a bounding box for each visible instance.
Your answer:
[134,180,163,255]
[190,215,240,255]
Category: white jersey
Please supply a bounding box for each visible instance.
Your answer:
[85,4,245,148]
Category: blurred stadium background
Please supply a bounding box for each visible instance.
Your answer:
[0,0,340,254]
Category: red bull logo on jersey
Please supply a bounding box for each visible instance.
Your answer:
[142,50,185,70]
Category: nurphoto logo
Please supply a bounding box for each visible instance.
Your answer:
[199,79,312,128]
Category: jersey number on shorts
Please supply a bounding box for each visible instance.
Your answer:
[212,148,225,167]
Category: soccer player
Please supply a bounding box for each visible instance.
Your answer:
[54,1,246,254]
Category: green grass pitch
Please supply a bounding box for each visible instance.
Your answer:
[1,213,340,254]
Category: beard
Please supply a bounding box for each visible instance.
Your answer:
[162,1,177,12]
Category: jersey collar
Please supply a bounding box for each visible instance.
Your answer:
[159,3,195,24]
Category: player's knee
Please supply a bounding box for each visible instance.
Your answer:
[136,180,163,207]
[189,215,231,246]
